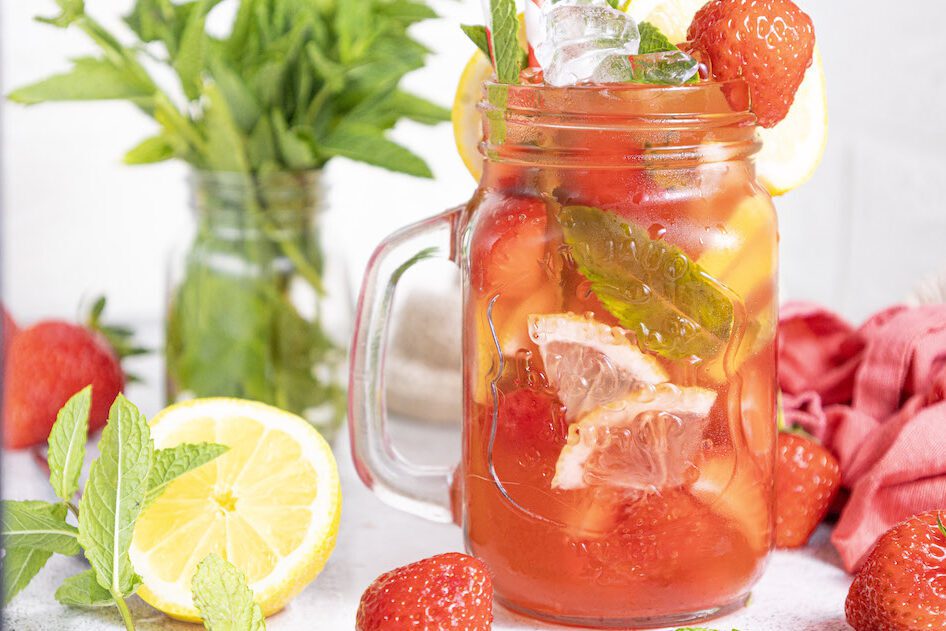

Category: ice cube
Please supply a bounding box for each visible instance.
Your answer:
[534,2,641,87]
[629,50,699,85]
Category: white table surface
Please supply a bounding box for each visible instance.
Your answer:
[2,336,855,630]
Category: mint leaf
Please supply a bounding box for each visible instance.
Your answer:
[638,21,679,54]
[0,500,80,555]
[56,569,114,608]
[193,554,266,631]
[8,57,152,105]
[488,0,521,84]
[3,502,68,605]
[145,443,228,508]
[124,134,176,165]
[203,82,250,172]
[389,91,451,125]
[47,386,91,502]
[560,206,734,361]
[461,24,491,58]
[172,0,209,100]
[322,123,432,178]
[77,394,153,597]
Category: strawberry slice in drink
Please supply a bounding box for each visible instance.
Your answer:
[471,194,551,299]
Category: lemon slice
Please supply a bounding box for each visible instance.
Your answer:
[130,398,341,622]
[691,453,771,553]
[529,313,669,418]
[553,384,717,490]
[626,0,705,43]
[756,50,828,195]
[453,52,493,182]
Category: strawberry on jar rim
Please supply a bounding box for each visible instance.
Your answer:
[687,0,815,127]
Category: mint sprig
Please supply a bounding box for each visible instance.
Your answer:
[10,0,449,177]
[77,395,153,605]
[193,554,266,631]
[488,0,522,84]
[0,388,228,630]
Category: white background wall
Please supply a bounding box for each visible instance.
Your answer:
[3,0,946,326]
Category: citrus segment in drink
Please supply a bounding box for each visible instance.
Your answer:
[553,384,717,490]
[130,398,341,622]
[529,312,668,418]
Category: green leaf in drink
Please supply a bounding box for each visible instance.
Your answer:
[638,21,680,54]
[56,570,115,608]
[560,206,734,361]
[47,386,91,502]
[461,24,491,58]
[489,0,522,84]
[193,554,266,631]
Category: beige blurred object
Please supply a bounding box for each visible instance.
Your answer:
[386,286,463,423]
[908,268,946,306]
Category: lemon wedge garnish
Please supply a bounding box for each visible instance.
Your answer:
[130,398,341,622]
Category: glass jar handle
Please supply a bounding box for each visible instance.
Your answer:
[348,207,463,523]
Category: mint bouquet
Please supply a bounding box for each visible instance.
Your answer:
[11,0,448,433]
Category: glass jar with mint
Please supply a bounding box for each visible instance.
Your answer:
[10,0,448,440]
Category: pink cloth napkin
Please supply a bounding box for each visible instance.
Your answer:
[779,301,946,572]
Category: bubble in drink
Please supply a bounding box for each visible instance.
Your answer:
[530,1,641,87]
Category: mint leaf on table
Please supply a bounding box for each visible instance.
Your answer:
[56,569,114,608]
[77,394,153,598]
[193,554,266,631]
[3,502,69,605]
[461,24,491,58]
[488,0,522,84]
[559,206,734,361]
[638,21,680,54]
[1,500,80,555]
[47,386,91,502]
[145,443,229,508]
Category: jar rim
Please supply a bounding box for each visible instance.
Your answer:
[480,77,756,122]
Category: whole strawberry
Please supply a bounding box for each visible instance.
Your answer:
[688,0,815,127]
[846,512,946,631]
[775,432,840,548]
[356,552,493,631]
[3,299,137,449]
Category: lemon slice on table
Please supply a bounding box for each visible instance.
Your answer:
[627,0,828,196]
[130,398,341,622]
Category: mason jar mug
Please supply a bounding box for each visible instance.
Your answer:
[350,79,777,628]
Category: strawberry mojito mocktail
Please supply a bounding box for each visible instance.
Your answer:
[351,0,820,627]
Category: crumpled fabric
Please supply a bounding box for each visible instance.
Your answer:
[778,301,946,572]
